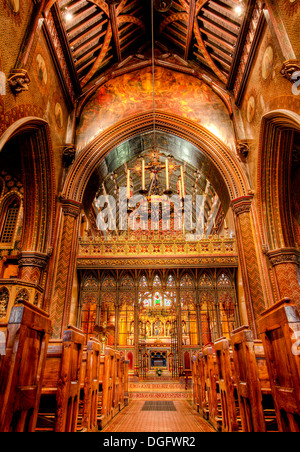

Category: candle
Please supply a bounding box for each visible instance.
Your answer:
[127,169,131,199]
[142,159,145,191]
[165,159,169,190]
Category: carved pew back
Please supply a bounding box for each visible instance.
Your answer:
[36,326,85,432]
[196,351,208,419]
[230,326,266,432]
[101,347,115,428]
[203,344,222,431]
[214,337,239,432]
[258,299,300,432]
[124,359,129,406]
[0,301,51,432]
[78,338,102,432]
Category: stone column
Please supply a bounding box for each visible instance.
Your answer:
[267,248,300,310]
[231,195,266,337]
[48,198,81,339]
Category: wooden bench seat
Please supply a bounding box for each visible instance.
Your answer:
[77,338,102,432]
[203,344,222,431]
[214,337,240,432]
[36,325,85,432]
[258,298,300,432]
[0,301,51,432]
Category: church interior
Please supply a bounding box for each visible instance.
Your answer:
[0,0,300,434]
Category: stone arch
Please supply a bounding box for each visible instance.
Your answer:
[62,111,250,209]
[0,117,56,256]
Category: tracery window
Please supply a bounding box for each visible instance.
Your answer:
[0,197,20,244]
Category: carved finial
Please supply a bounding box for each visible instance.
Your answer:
[8,69,30,94]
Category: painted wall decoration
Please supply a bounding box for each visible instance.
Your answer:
[54,102,63,129]
[246,95,256,123]
[36,53,48,87]
[76,66,235,151]
[262,45,274,80]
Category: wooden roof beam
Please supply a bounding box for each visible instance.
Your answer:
[184,0,196,60]
[109,3,122,62]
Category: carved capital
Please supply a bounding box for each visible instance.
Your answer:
[60,196,82,218]
[267,248,300,266]
[231,195,254,216]
[18,251,48,269]
[8,69,30,94]
[62,144,76,167]
[280,60,300,83]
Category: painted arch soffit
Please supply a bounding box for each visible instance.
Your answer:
[75,66,235,152]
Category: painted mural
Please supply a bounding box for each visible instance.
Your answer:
[76,66,235,151]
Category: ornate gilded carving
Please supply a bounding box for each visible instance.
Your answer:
[280,60,300,83]
[8,69,30,94]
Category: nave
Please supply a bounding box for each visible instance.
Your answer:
[101,399,215,433]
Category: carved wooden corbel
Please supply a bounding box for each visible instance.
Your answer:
[8,69,30,94]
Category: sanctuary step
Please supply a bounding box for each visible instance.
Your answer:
[129,377,192,400]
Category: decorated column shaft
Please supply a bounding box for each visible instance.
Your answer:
[49,198,81,339]
[267,248,300,310]
[231,195,266,337]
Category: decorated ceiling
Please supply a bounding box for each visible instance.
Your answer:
[58,0,248,91]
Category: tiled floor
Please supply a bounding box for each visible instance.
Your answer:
[101,400,215,432]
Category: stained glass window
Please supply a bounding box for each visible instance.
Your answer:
[154,292,162,306]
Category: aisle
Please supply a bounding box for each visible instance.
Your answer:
[101,400,215,432]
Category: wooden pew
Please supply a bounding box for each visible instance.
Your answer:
[36,325,85,432]
[192,354,199,412]
[258,298,300,432]
[202,344,222,431]
[196,351,209,419]
[112,351,121,417]
[214,337,240,432]
[0,301,51,432]
[100,346,115,429]
[124,359,129,406]
[77,338,102,432]
[230,326,266,432]
[253,339,278,431]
